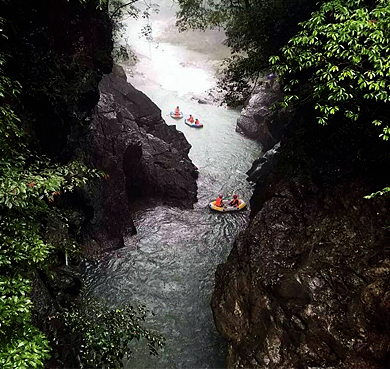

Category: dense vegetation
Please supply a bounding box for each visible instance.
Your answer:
[63,299,165,368]
[269,0,390,197]
[178,0,390,147]
[0,0,163,367]
[0,26,100,369]
[271,0,390,140]
[176,0,325,105]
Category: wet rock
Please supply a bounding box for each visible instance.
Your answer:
[212,180,390,368]
[214,95,390,368]
[247,142,281,183]
[79,66,198,253]
[100,67,192,154]
[236,83,289,150]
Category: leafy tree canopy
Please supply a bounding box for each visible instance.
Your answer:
[270,0,390,140]
[176,0,324,105]
[62,299,165,368]
[0,0,162,367]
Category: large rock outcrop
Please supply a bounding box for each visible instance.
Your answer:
[79,66,198,253]
[213,102,390,368]
[212,179,390,368]
[236,82,289,150]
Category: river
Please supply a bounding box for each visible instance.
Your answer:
[84,2,262,368]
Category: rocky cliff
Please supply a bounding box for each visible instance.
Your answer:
[79,66,198,253]
[33,65,198,366]
[213,93,390,368]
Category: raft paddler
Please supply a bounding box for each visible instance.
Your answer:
[229,194,240,207]
[215,194,224,207]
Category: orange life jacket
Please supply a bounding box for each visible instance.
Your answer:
[215,196,223,207]
[175,108,180,116]
[188,116,194,123]
[195,119,200,125]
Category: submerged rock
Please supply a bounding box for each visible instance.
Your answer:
[191,86,226,106]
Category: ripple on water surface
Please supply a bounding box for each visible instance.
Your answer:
[83,106,261,368]
[84,202,253,368]
[84,3,262,367]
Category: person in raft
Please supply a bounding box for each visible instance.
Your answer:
[215,194,224,207]
[188,114,194,123]
[195,118,200,125]
[174,106,181,116]
[229,194,240,207]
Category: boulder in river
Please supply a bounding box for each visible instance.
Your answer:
[246,142,281,184]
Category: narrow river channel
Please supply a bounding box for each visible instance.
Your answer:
[84,2,262,367]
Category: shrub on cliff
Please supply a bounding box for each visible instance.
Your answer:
[0,67,102,368]
[270,0,390,140]
[176,0,324,105]
[0,44,106,365]
[0,1,102,367]
[62,299,165,368]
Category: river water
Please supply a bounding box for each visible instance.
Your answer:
[84,2,262,368]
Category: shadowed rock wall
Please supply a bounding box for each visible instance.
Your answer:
[213,179,390,368]
[213,96,390,368]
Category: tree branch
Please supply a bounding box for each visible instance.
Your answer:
[110,0,139,20]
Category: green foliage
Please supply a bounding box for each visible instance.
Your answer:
[0,4,105,366]
[63,299,165,368]
[270,0,390,140]
[0,274,49,368]
[0,319,51,369]
[176,0,323,105]
[0,139,102,368]
[364,187,390,199]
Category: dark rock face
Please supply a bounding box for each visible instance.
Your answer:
[79,67,198,253]
[236,83,289,151]
[214,100,390,368]
[247,142,280,184]
[212,179,390,368]
[5,0,113,160]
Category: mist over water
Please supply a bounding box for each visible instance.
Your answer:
[84,2,262,367]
